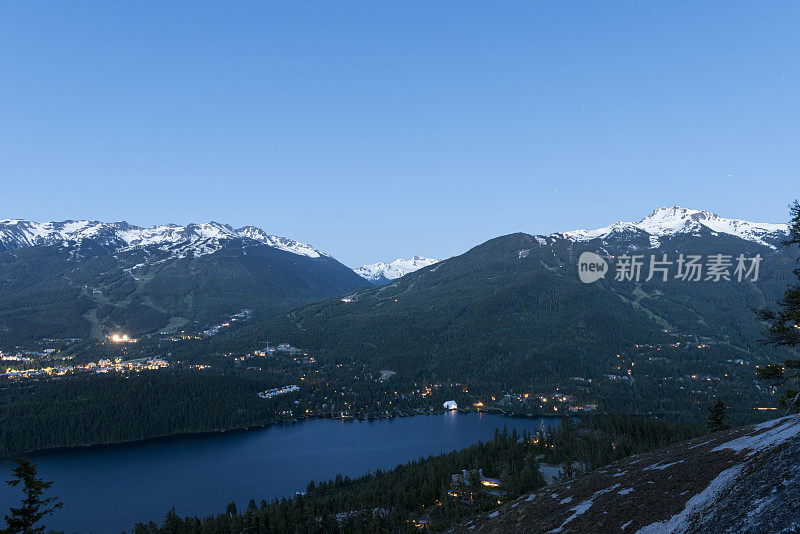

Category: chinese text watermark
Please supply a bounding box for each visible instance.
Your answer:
[578,252,762,284]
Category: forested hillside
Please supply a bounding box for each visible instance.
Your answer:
[239,226,797,390]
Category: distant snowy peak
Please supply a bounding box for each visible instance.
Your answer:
[355,256,440,283]
[560,207,789,248]
[0,219,327,259]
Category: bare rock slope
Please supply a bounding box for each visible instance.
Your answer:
[451,415,800,533]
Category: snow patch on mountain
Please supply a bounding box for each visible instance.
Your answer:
[560,207,788,248]
[236,226,327,258]
[0,220,327,259]
[355,256,440,283]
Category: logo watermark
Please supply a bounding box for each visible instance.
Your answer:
[578,253,762,284]
[578,252,609,283]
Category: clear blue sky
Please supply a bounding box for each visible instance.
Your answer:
[1,2,798,267]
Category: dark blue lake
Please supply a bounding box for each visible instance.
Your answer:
[0,413,559,533]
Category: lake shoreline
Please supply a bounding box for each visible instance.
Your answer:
[3,408,568,462]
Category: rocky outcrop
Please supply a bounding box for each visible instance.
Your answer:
[450,415,800,533]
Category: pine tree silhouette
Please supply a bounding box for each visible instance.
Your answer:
[2,457,62,534]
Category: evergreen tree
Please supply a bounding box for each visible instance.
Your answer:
[2,457,62,534]
[757,200,800,411]
[707,399,730,432]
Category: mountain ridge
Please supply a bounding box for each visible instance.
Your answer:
[1,207,789,267]
[558,206,788,248]
[0,219,327,259]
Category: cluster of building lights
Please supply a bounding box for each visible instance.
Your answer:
[109,333,137,343]
[3,357,168,380]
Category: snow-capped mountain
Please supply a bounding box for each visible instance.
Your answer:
[355,256,440,284]
[0,219,327,259]
[559,206,789,248]
[0,219,365,344]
